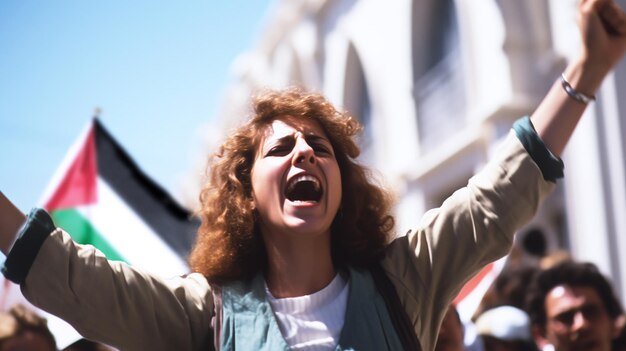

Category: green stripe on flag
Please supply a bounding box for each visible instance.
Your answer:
[50,209,127,263]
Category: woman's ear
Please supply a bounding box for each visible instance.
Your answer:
[249,193,257,211]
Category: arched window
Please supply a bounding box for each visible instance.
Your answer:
[343,43,373,164]
[412,0,465,154]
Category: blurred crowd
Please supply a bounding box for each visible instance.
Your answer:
[436,250,626,351]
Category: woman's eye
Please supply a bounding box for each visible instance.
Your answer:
[267,146,291,156]
[308,142,330,154]
[314,145,330,155]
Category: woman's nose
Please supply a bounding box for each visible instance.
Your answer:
[292,138,315,165]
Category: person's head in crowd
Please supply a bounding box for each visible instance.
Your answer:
[436,304,465,351]
[63,338,115,351]
[475,305,538,351]
[473,265,539,321]
[526,261,623,351]
[0,304,56,351]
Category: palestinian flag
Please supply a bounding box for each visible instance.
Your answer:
[38,118,199,278]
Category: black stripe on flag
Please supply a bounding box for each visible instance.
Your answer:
[93,119,199,260]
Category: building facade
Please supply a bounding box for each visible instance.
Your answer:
[196,0,626,304]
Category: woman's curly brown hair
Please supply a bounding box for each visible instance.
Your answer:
[189,87,395,283]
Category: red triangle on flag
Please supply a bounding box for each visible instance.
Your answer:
[44,125,98,210]
[453,262,494,305]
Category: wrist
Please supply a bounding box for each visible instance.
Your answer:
[565,56,610,96]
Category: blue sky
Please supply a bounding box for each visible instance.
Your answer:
[0,1,272,212]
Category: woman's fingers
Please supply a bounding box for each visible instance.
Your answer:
[599,0,626,35]
[576,0,626,69]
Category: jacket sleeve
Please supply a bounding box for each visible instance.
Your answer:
[3,210,213,351]
[380,119,558,351]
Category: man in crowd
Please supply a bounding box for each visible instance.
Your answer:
[526,261,624,351]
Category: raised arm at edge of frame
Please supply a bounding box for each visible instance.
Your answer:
[0,192,26,255]
[530,0,626,157]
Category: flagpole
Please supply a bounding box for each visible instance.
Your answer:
[93,107,102,120]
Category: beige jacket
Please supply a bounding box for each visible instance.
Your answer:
[21,131,554,351]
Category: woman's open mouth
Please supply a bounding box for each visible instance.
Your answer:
[285,174,323,203]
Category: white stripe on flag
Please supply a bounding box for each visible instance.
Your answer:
[77,178,189,278]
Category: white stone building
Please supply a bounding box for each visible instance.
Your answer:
[196,0,626,304]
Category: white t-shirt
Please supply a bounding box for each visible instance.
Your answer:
[266,273,349,350]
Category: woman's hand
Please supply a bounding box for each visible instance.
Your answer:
[530,0,626,156]
[577,0,626,79]
[0,192,25,254]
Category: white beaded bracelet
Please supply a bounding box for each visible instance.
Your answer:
[560,73,595,104]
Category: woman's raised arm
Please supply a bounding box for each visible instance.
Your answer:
[531,0,626,157]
